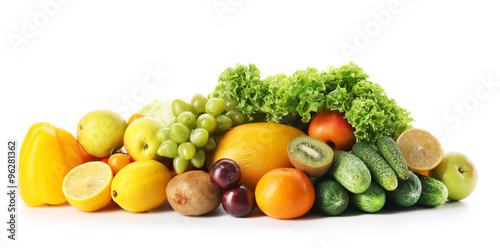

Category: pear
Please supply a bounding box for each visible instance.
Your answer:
[77,110,127,158]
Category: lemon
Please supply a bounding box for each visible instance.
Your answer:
[111,159,172,213]
[396,128,444,173]
[62,161,113,212]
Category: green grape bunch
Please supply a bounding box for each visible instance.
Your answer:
[156,94,245,174]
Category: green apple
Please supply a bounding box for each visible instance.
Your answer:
[77,110,127,158]
[429,152,478,200]
[124,117,165,161]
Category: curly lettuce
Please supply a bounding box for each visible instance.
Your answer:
[210,62,413,143]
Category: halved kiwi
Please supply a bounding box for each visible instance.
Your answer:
[287,136,334,177]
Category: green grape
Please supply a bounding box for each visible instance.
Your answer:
[214,115,233,135]
[224,99,238,112]
[196,113,217,133]
[191,93,208,115]
[178,142,196,160]
[177,111,196,129]
[166,118,177,128]
[190,128,209,148]
[205,98,225,116]
[226,110,245,126]
[172,99,192,117]
[170,123,190,144]
[156,127,171,143]
[173,156,190,174]
[190,149,206,168]
[157,140,178,158]
[202,136,216,152]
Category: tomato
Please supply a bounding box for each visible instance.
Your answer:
[107,153,131,174]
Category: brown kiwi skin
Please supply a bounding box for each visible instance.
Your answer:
[166,170,222,216]
[287,149,334,177]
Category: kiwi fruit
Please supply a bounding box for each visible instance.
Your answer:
[166,170,222,216]
[287,136,334,177]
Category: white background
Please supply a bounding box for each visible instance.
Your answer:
[1,1,499,247]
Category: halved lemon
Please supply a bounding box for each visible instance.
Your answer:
[62,161,113,212]
[396,128,444,173]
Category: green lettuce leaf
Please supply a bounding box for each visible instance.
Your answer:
[210,62,413,143]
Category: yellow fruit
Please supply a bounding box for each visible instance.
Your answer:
[123,117,165,161]
[77,110,128,158]
[208,123,306,190]
[396,128,444,173]
[111,159,172,213]
[62,161,113,212]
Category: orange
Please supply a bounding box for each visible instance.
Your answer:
[396,128,444,173]
[419,171,429,176]
[208,123,305,190]
[255,168,315,219]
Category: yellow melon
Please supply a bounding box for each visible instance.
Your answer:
[208,122,306,190]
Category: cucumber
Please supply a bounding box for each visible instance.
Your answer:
[327,150,371,194]
[388,171,421,207]
[416,174,448,207]
[377,136,410,180]
[309,176,323,185]
[351,181,386,213]
[368,143,380,154]
[352,142,398,191]
[314,179,349,216]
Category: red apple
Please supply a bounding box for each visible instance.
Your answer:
[308,109,356,151]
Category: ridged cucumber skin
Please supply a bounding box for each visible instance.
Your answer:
[377,136,410,180]
[388,171,422,207]
[416,174,448,207]
[314,179,349,216]
[352,142,398,191]
[351,181,386,213]
[327,150,371,194]
[368,143,380,153]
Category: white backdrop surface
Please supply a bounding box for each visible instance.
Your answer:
[1,1,499,248]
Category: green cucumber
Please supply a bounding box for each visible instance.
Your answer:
[416,174,448,207]
[352,142,398,191]
[377,136,410,180]
[368,143,380,154]
[314,179,349,216]
[309,176,323,185]
[388,171,421,207]
[351,181,386,213]
[327,150,371,194]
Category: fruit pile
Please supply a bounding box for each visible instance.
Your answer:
[19,93,250,214]
[18,100,479,218]
[18,63,479,219]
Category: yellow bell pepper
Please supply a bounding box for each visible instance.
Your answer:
[19,123,83,207]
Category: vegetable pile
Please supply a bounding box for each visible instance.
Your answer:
[210,62,413,143]
[17,61,478,220]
